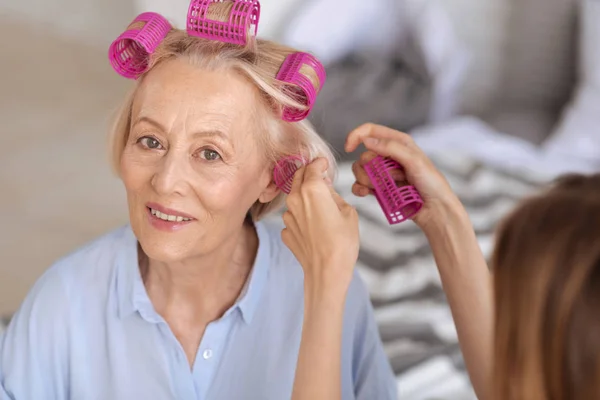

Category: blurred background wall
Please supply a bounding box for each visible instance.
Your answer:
[0,0,136,314]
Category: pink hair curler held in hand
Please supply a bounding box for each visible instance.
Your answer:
[187,0,261,46]
[108,12,172,79]
[364,156,423,225]
[273,155,307,194]
[276,52,327,122]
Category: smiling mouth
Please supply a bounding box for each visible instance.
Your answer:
[148,207,194,222]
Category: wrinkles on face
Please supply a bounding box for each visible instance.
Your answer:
[120,58,274,263]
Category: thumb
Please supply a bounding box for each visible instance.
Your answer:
[303,157,329,183]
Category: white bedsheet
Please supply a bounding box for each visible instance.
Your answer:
[411,116,599,181]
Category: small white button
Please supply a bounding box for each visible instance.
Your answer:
[203,349,213,360]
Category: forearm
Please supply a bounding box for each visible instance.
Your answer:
[424,202,493,400]
[292,286,347,400]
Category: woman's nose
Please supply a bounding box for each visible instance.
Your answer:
[150,152,191,197]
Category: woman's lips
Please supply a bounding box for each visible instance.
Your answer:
[145,202,195,232]
[146,202,196,220]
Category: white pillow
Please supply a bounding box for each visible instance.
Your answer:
[281,0,408,65]
[580,0,600,86]
[543,0,600,167]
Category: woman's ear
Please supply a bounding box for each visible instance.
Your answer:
[258,180,280,204]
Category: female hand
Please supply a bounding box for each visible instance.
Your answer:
[346,124,492,400]
[345,123,466,234]
[283,157,358,400]
[281,157,359,295]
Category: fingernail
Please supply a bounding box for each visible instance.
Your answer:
[365,138,379,146]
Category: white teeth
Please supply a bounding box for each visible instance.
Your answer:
[150,208,191,222]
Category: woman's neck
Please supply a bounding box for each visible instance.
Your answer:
[140,222,259,324]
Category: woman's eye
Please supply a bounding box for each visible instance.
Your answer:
[200,149,221,161]
[139,136,163,150]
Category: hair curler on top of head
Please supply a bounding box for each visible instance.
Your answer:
[276,52,327,123]
[186,0,260,46]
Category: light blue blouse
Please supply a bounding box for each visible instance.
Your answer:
[0,221,397,400]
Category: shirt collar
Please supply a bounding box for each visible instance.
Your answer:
[235,221,271,324]
[115,225,143,320]
[115,222,271,325]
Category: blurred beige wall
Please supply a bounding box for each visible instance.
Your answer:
[0,1,137,314]
[1,0,135,43]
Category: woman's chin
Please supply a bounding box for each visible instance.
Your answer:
[133,223,202,264]
[138,239,194,265]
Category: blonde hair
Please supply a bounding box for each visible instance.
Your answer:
[109,3,336,221]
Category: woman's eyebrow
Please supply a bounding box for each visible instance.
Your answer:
[132,116,167,132]
[191,130,229,141]
[133,116,229,141]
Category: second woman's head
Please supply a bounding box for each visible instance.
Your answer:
[492,173,600,400]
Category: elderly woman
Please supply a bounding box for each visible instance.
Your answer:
[0,2,397,400]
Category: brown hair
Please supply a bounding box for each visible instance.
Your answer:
[492,173,600,399]
[109,2,335,221]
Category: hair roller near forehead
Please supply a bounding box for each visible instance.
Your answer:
[187,0,261,46]
[276,52,327,122]
[273,155,308,194]
[364,156,423,225]
[108,12,172,79]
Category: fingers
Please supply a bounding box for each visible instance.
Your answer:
[358,150,378,165]
[362,137,417,171]
[352,151,407,190]
[352,182,371,197]
[303,157,329,183]
[287,158,334,216]
[289,163,306,195]
[358,151,406,181]
[345,123,413,153]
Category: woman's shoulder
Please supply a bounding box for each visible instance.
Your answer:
[8,226,134,324]
[0,226,135,395]
[49,225,134,282]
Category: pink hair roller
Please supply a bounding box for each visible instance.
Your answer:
[276,52,327,122]
[273,155,307,194]
[364,156,423,225]
[187,0,261,46]
[108,12,171,79]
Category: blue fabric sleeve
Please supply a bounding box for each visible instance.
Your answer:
[347,272,398,400]
[0,267,70,400]
[0,356,14,400]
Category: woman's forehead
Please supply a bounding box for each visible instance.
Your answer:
[132,59,258,131]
